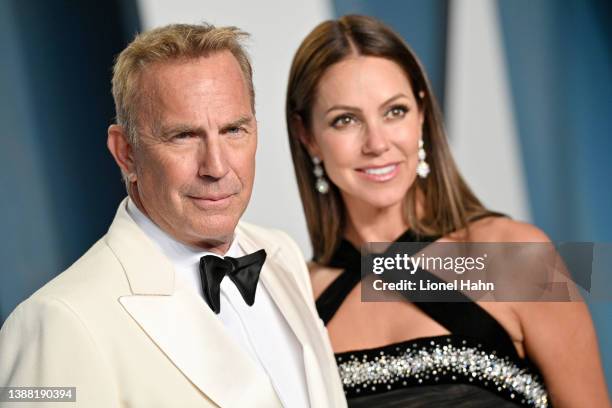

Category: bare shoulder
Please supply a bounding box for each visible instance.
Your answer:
[308,261,343,299]
[468,217,582,312]
[464,216,550,243]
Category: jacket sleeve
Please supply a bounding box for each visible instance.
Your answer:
[0,296,119,408]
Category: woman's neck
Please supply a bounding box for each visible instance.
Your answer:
[343,199,409,247]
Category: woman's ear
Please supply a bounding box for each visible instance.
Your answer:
[417,90,426,127]
[292,114,321,158]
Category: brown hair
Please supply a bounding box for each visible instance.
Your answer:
[286,15,496,264]
[112,22,254,147]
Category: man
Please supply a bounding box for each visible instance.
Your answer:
[0,23,345,408]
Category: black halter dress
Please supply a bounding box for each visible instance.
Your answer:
[316,229,550,408]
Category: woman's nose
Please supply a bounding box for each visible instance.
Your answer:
[362,124,390,155]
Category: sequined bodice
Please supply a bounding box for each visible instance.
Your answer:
[315,228,551,408]
[336,335,548,408]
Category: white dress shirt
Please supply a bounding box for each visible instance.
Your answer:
[126,199,310,408]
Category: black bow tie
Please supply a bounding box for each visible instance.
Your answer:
[199,249,267,314]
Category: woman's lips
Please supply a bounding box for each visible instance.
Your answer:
[355,163,400,182]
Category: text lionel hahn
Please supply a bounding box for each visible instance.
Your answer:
[372,279,495,291]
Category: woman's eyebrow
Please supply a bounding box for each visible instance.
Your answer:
[325,93,409,114]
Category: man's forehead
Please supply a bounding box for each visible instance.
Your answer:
[138,54,253,128]
[141,51,245,91]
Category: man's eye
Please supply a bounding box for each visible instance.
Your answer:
[174,132,195,139]
[331,115,356,129]
[226,126,246,136]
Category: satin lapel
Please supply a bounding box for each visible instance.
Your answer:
[118,284,281,408]
[237,229,332,407]
[260,260,332,407]
[106,199,282,408]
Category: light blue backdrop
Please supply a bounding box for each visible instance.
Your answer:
[0,1,138,322]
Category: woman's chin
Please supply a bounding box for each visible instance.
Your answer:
[358,194,407,211]
[373,200,405,211]
[339,184,409,212]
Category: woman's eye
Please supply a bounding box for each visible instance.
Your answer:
[331,114,356,129]
[385,105,408,119]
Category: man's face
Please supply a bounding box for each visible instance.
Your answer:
[131,51,256,250]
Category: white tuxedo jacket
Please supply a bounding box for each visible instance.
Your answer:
[0,200,346,408]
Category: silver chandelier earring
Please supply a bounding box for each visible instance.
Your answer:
[312,156,329,194]
[416,137,430,179]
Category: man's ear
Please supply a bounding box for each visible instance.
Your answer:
[107,124,137,182]
[291,114,321,158]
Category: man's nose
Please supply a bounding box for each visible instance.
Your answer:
[362,122,390,155]
[198,135,229,179]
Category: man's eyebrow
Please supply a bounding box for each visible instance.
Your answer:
[156,116,254,139]
[220,115,254,132]
[158,124,204,139]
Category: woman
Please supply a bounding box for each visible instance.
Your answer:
[286,15,609,407]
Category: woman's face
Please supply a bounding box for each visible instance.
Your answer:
[308,55,424,212]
